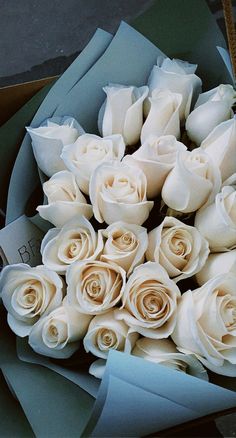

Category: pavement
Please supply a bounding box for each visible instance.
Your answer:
[0,0,153,86]
[0,0,236,437]
[1,0,235,87]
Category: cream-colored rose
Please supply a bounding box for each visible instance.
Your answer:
[123,135,187,198]
[0,264,64,337]
[87,310,139,379]
[115,262,181,339]
[196,250,236,286]
[186,84,236,145]
[66,260,126,315]
[201,117,236,182]
[27,116,84,177]
[41,216,104,274]
[132,337,208,380]
[83,309,138,359]
[89,161,153,225]
[146,57,202,122]
[146,217,209,282]
[89,359,106,379]
[141,90,182,144]
[98,84,148,145]
[37,170,93,227]
[172,273,236,376]
[61,133,125,195]
[194,185,236,251]
[100,221,148,276]
[162,149,221,213]
[29,303,92,359]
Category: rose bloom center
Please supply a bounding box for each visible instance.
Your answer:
[130,280,170,321]
[17,280,43,314]
[112,230,137,251]
[97,328,117,350]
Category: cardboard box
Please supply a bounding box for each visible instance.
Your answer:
[0,77,56,126]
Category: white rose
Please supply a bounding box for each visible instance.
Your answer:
[123,135,187,198]
[196,250,236,286]
[89,161,153,225]
[141,90,182,144]
[41,216,104,274]
[89,359,106,379]
[194,185,236,251]
[100,221,148,276]
[132,337,208,380]
[83,309,138,359]
[146,217,209,282]
[186,84,236,145]
[37,170,93,227]
[201,117,236,182]
[98,84,148,145]
[61,133,125,195]
[66,260,126,315]
[115,262,181,339]
[26,116,84,177]
[172,273,236,376]
[86,309,139,380]
[146,56,202,122]
[28,303,92,359]
[162,149,221,213]
[0,264,64,337]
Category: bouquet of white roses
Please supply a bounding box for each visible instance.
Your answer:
[1,1,236,436]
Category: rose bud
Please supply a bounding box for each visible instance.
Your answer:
[201,117,236,182]
[195,185,236,251]
[27,116,84,177]
[89,161,153,225]
[123,135,187,198]
[145,56,202,122]
[162,149,221,213]
[141,90,182,143]
[98,84,148,145]
[37,170,93,227]
[186,84,236,145]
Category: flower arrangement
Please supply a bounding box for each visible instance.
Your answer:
[1,1,236,436]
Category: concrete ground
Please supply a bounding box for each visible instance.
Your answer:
[0,0,153,86]
[0,0,236,436]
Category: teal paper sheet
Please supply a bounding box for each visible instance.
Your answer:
[217,46,235,83]
[84,351,236,437]
[0,215,44,266]
[17,337,100,398]
[0,371,33,437]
